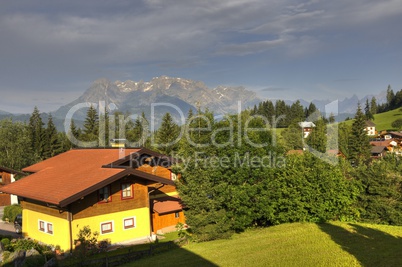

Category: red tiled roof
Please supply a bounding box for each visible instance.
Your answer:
[0,166,26,176]
[1,149,141,206]
[153,196,183,214]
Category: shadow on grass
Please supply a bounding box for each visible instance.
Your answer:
[121,243,219,267]
[318,223,402,267]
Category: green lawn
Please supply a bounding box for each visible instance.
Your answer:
[371,108,402,132]
[343,108,402,132]
[121,222,402,267]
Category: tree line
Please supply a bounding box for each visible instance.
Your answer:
[1,99,401,242]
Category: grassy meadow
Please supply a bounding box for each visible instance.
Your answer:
[120,222,402,267]
[343,107,402,132]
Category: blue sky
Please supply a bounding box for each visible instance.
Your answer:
[1,0,402,113]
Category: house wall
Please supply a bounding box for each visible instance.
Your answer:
[152,211,185,233]
[20,203,70,250]
[71,177,149,219]
[72,207,150,247]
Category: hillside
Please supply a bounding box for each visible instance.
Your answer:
[343,107,402,132]
[123,222,402,267]
[372,108,402,132]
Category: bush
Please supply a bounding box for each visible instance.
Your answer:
[1,237,11,250]
[9,239,48,254]
[2,204,22,222]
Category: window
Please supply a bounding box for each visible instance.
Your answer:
[123,217,135,229]
[121,183,133,199]
[39,221,45,231]
[101,221,113,234]
[47,223,53,234]
[39,220,53,234]
[98,186,111,203]
[175,212,180,218]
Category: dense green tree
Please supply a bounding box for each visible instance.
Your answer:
[353,156,402,225]
[274,100,288,128]
[178,111,280,240]
[338,124,351,159]
[391,118,402,130]
[386,85,394,107]
[126,112,150,147]
[67,119,81,148]
[365,99,374,121]
[0,119,35,170]
[370,97,377,115]
[305,102,318,119]
[348,104,371,166]
[28,106,45,159]
[82,105,99,146]
[289,100,305,124]
[281,122,304,151]
[306,118,327,153]
[267,154,360,224]
[261,100,275,125]
[154,112,180,154]
[43,114,62,158]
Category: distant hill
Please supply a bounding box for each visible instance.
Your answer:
[371,108,402,132]
[342,107,402,132]
[0,110,11,115]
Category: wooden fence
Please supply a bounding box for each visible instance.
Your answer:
[58,241,176,267]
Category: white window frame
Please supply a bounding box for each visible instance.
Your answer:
[121,183,133,199]
[100,221,114,235]
[38,220,54,235]
[123,217,136,230]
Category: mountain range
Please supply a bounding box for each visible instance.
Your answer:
[53,76,263,125]
[0,75,388,130]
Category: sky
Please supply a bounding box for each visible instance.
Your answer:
[1,0,402,114]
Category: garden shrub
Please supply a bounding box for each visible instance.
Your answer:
[2,204,22,222]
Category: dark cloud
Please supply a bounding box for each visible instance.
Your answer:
[1,0,402,113]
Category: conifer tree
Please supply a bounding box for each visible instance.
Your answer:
[155,112,180,154]
[305,102,318,119]
[43,114,62,158]
[28,106,45,159]
[370,97,377,115]
[348,104,371,165]
[364,99,374,121]
[306,118,327,153]
[82,105,99,146]
[126,112,150,147]
[67,119,80,148]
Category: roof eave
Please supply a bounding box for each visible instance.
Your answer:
[58,169,175,207]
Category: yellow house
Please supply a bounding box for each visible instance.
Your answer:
[1,148,185,252]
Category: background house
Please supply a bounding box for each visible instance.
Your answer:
[298,121,316,138]
[364,121,376,136]
[0,166,25,206]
